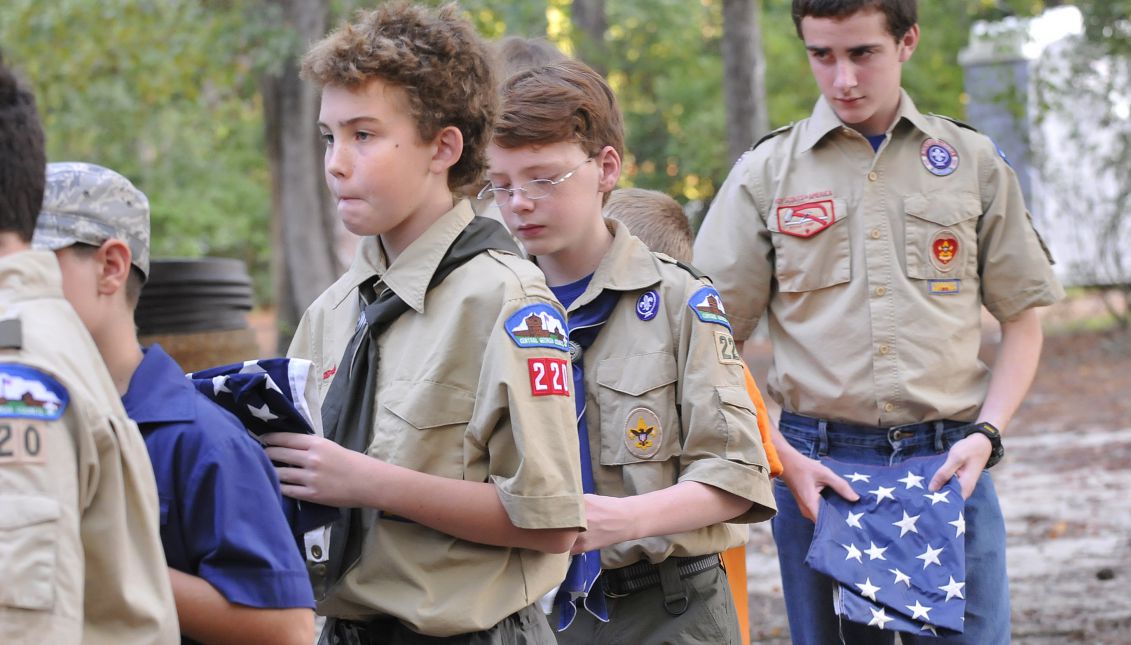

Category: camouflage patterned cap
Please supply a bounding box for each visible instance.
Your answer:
[32,162,150,279]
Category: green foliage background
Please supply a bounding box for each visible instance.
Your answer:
[0,0,1096,302]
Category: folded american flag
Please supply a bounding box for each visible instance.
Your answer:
[188,358,340,534]
[805,453,966,636]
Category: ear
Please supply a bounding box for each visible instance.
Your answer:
[429,126,465,175]
[898,24,920,63]
[595,145,622,194]
[95,239,133,297]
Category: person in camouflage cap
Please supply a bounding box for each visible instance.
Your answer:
[33,161,151,279]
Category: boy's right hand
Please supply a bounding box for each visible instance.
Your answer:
[779,451,859,522]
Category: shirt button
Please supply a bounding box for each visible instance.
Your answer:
[879,344,891,355]
[884,402,895,413]
[870,228,882,240]
[874,286,886,297]
[868,171,879,181]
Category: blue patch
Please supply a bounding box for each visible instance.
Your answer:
[505,304,569,352]
[992,140,1012,167]
[636,290,660,321]
[687,286,732,330]
[0,364,69,420]
[920,138,959,177]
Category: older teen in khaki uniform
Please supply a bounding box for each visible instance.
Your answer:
[0,58,177,645]
[694,1,1062,642]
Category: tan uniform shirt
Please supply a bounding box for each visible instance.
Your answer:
[0,251,177,644]
[695,93,1064,426]
[289,201,585,636]
[572,220,775,569]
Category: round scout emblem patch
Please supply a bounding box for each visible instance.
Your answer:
[624,407,662,459]
[636,290,660,321]
[930,230,960,272]
[921,139,959,176]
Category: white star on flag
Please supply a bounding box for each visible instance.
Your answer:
[948,512,966,537]
[939,576,966,601]
[870,485,896,503]
[855,578,881,601]
[916,544,944,569]
[868,606,894,629]
[924,490,951,505]
[846,472,871,482]
[265,377,284,393]
[211,375,231,396]
[864,542,888,561]
[248,402,279,422]
[906,600,933,621]
[239,361,266,374]
[921,623,939,636]
[846,510,864,529]
[893,511,920,537]
[889,568,912,587]
[843,543,863,562]
[898,471,925,489]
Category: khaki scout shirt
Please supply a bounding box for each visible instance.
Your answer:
[695,93,1064,427]
[569,220,775,570]
[0,251,177,644]
[289,201,585,636]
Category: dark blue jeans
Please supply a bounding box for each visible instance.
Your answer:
[772,412,1011,644]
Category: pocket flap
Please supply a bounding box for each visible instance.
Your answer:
[0,495,61,531]
[905,192,982,226]
[596,353,678,396]
[716,385,756,412]
[384,381,476,429]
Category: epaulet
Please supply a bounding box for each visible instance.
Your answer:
[750,123,795,151]
[929,113,979,133]
[654,252,708,281]
[0,318,22,349]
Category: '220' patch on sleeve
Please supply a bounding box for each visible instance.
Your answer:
[0,364,69,420]
[527,358,569,397]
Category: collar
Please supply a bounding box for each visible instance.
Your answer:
[330,200,475,313]
[0,250,65,309]
[568,219,663,311]
[799,90,940,152]
[122,344,197,426]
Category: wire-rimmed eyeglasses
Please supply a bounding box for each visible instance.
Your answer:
[477,158,594,206]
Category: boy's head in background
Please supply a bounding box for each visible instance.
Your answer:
[0,54,46,244]
[302,2,495,253]
[604,188,692,262]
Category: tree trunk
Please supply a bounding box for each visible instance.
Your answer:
[571,0,608,75]
[722,0,770,164]
[262,0,339,352]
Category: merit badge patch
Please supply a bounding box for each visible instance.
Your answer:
[928,279,961,295]
[527,357,569,397]
[930,230,960,272]
[624,407,662,459]
[688,286,732,330]
[921,138,959,176]
[505,304,569,352]
[0,364,68,421]
[776,199,837,238]
[636,290,660,321]
[714,331,744,365]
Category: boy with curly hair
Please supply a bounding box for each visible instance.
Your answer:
[484,60,776,644]
[260,4,585,643]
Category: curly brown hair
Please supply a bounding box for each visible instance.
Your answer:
[301,2,496,190]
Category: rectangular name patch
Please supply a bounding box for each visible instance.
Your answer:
[528,358,569,397]
[927,279,961,295]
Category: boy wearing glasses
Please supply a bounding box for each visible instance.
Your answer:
[484,60,776,644]
[260,4,585,643]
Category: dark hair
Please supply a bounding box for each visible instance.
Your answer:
[0,55,46,242]
[791,0,917,40]
[301,2,496,191]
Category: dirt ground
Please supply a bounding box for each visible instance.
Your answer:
[742,298,1131,643]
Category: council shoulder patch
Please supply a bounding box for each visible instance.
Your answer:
[624,407,662,459]
[505,304,569,352]
[688,286,732,330]
[0,364,69,420]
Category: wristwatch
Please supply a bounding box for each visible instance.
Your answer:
[963,422,1004,468]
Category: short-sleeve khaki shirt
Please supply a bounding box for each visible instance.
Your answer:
[0,251,177,645]
[289,201,585,637]
[695,93,1064,426]
[571,220,776,570]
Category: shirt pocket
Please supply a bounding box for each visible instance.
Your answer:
[766,198,851,292]
[595,353,680,466]
[715,385,763,464]
[381,381,476,480]
[0,495,61,611]
[904,192,981,279]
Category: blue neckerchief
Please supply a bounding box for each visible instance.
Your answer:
[554,287,620,631]
[866,133,886,152]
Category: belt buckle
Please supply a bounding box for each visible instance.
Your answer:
[889,427,915,442]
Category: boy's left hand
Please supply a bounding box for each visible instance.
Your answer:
[570,494,637,555]
[262,433,373,508]
[928,433,993,499]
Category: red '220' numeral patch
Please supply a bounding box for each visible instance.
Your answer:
[528,358,569,397]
